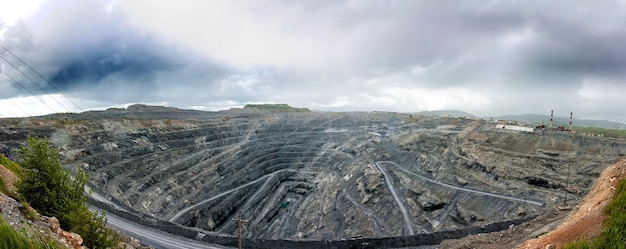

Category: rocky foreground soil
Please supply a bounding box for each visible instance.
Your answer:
[1,106,625,245]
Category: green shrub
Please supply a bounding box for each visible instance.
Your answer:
[66,209,120,249]
[17,136,88,227]
[16,136,121,249]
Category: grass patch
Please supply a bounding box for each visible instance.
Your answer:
[574,127,626,139]
[0,216,65,249]
[564,178,626,248]
[20,200,38,221]
[244,104,311,113]
[0,177,10,196]
[0,154,23,178]
[0,169,21,201]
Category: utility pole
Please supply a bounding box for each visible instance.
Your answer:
[570,112,573,132]
[233,212,248,249]
[563,161,571,206]
[550,110,553,128]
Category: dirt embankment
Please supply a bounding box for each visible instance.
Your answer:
[0,164,18,192]
[440,159,626,249]
[518,159,626,248]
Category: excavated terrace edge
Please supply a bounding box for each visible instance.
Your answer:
[89,195,534,249]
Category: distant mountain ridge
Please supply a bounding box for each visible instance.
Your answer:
[243,104,311,113]
[40,104,624,130]
[414,110,476,117]
[42,104,309,120]
[43,104,219,120]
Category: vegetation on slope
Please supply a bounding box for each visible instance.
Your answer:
[1,155,21,201]
[16,136,121,248]
[0,176,10,197]
[0,216,65,249]
[1,154,23,178]
[564,178,626,248]
[244,103,311,112]
[1,156,64,248]
[573,126,626,140]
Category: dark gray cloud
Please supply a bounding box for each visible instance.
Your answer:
[523,21,626,79]
[48,40,179,89]
[0,0,228,104]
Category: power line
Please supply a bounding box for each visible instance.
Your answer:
[606,117,626,138]
[0,53,74,113]
[610,117,625,131]
[0,44,84,112]
[0,90,31,117]
[0,68,57,114]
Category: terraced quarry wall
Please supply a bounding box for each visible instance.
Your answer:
[1,111,625,246]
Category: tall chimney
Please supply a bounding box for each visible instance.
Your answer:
[550,110,553,128]
[570,112,573,131]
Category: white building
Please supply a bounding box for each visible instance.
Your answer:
[495,124,535,132]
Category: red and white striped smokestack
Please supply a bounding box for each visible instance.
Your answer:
[550,110,553,128]
[570,112,573,131]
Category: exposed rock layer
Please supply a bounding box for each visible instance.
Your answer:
[1,111,625,241]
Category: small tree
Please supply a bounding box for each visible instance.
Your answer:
[17,136,88,226]
[17,136,120,248]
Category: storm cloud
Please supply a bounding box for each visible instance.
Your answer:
[1,0,625,120]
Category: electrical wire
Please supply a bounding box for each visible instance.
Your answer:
[0,90,31,117]
[0,53,74,113]
[0,44,84,112]
[0,68,57,113]
[610,117,625,131]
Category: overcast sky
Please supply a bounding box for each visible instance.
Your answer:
[1,0,625,121]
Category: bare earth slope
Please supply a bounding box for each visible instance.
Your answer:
[439,159,626,249]
[519,159,626,248]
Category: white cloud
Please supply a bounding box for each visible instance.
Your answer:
[117,1,329,70]
[498,25,536,49]
[0,93,79,117]
[578,78,626,107]
[318,97,352,108]
[380,86,492,112]
[0,0,46,26]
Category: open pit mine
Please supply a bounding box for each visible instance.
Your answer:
[1,104,625,248]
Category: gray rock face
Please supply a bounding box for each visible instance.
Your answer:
[1,111,625,241]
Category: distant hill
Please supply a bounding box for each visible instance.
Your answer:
[495,114,624,130]
[244,104,310,113]
[415,110,476,118]
[40,104,623,130]
[44,104,220,120]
